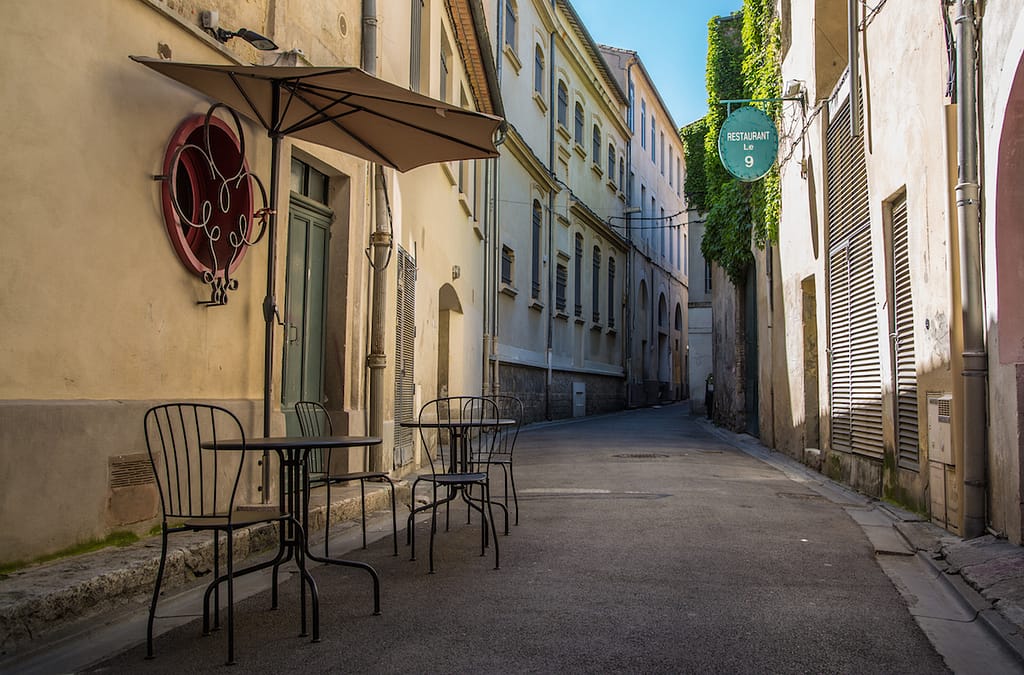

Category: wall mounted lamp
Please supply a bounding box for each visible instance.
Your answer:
[201,10,278,51]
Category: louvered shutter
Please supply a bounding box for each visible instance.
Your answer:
[891,196,919,468]
[826,89,884,460]
[393,247,417,468]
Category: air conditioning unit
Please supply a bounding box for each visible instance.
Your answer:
[927,393,953,464]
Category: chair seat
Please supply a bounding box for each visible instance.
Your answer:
[183,507,287,529]
[423,472,488,485]
[328,471,390,482]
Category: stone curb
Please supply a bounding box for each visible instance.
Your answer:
[0,482,407,658]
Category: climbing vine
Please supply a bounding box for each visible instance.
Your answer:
[684,2,781,285]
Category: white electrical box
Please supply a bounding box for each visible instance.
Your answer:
[927,393,953,464]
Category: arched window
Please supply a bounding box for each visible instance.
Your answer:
[557,81,568,127]
[574,102,584,147]
[531,200,542,299]
[592,246,601,323]
[607,257,616,328]
[619,157,625,190]
[534,45,544,95]
[592,124,601,164]
[607,143,615,179]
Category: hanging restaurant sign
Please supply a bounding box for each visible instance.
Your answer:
[157,105,270,306]
[717,106,779,182]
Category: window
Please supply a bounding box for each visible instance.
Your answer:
[574,103,584,147]
[619,158,625,190]
[683,232,688,275]
[592,246,601,323]
[592,124,601,164]
[534,45,544,95]
[409,0,425,92]
[607,144,615,179]
[440,32,452,103]
[660,132,665,173]
[640,99,647,148]
[574,233,583,317]
[676,158,681,196]
[531,200,542,299]
[705,259,713,293]
[661,208,666,259]
[607,257,616,328]
[669,147,674,185]
[628,82,635,131]
[556,263,567,312]
[501,246,514,285]
[650,116,656,162]
[557,81,568,127]
[504,0,517,52]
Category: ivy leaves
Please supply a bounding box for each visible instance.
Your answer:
[683,3,781,286]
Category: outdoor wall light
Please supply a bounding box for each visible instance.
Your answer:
[201,10,278,51]
[216,27,278,51]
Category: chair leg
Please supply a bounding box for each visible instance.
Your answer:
[225,530,235,666]
[359,479,368,549]
[509,462,520,526]
[428,498,439,574]
[212,531,221,631]
[387,477,398,556]
[324,481,332,558]
[146,528,169,659]
[485,483,500,570]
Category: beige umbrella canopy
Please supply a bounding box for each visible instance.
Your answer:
[131,57,502,171]
[132,57,504,435]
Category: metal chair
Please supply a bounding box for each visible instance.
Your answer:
[408,396,501,573]
[482,395,523,529]
[144,403,295,666]
[294,401,398,557]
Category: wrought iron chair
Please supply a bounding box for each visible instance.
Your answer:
[483,395,523,529]
[408,396,501,573]
[294,401,398,556]
[144,403,294,666]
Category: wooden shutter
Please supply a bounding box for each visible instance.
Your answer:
[826,89,884,460]
[890,195,919,468]
[393,247,417,468]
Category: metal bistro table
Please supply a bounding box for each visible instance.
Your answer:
[401,414,514,568]
[202,434,383,643]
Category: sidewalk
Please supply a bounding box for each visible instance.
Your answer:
[696,416,1024,667]
[0,480,406,665]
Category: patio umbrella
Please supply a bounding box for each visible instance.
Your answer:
[132,57,503,436]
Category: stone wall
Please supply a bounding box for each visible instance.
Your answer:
[498,363,626,424]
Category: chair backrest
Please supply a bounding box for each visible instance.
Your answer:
[144,403,246,521]
[488,395,523,460]
[418,396,500,476]
[294,401,332,476]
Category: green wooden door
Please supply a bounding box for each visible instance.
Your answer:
[282,195,331,435]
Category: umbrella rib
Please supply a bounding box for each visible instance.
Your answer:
[228,72,272,132]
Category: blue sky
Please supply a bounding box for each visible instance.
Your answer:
[571,0,743,129]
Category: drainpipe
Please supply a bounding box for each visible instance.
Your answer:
[624,55,637,408]
[955,0,986,538]
[545,10,556,420]
[848,0,860,136]
[364,0,389,472]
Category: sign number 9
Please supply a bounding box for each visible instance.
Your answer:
[744,155,754,168]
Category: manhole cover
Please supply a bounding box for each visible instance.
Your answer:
[613,453,670,459]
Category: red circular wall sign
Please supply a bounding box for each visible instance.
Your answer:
[160,114,254,278]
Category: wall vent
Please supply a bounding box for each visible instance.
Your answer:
[927,393,953,465]
[109,453,154,489]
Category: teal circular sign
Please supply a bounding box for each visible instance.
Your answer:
[717,106,779,181]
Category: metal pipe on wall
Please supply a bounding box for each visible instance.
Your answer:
[955,0,986,538]
[848,0,860,137]
[363,0,389,472]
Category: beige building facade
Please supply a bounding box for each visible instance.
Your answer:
[0,0,500,565]
[759,0,1024,541]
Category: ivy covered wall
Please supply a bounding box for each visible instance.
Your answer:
[684,1,781,285]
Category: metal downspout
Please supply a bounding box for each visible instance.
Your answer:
[955,0,986,538]
[491,2,504,396]
[848,0,860,136]
[545,16,556,420]
[624,57,636,408]
[363,0,389,472]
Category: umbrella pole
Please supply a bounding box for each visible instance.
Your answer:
[261,134,281,498]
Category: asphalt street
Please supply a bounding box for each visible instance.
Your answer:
[82,404,955,673]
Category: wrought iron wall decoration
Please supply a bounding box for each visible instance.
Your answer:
[156,105,270,306]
